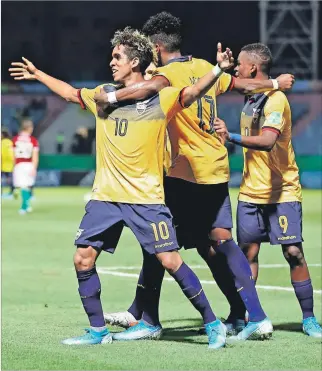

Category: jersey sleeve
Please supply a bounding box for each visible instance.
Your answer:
[78,84,108,114]
[262,92,287,135]
[159,87,183,122]
[31,137,39,151]
[152,67,172,86]
[214,72,235,96]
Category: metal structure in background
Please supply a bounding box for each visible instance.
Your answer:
[259,0,319,80]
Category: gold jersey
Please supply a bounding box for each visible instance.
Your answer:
[239,90,302,204]
[154,56,234,184]
[78,85,183,204]
[1,138,14,172]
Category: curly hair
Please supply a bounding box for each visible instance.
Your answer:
[142,12,182,52]
[241,43,273,75]
[111,26,158,73]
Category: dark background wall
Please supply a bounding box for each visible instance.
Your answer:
[3,1,320,82]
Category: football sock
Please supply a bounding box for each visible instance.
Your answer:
[209,252,246,320]
[292,279,314,319]
[216,239,266,322]
[77,266,106,328]
[21,188,31,210]
[170,262,216,324]
[128,251,165,326]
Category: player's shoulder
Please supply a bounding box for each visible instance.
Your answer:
[191,57,214,70]
[266,90,289,107]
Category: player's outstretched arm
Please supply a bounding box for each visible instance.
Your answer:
[214,118,278,152]
[181,43,234,107]
[94,76,169,105]
[233,74,295,94]
[9,57,79,103]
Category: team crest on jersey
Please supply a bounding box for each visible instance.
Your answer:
[75,228,84,240]
[136,99,149,115]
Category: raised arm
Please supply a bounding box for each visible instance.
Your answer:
[233,74,295,94]
[93,75,169,104]
[181,43,234,107]
[9,57,79,103]
[213,117,278,152]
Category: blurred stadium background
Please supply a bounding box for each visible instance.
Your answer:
[1,1,321,189]
[1,1,321,370]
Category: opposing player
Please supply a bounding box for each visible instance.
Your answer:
[10,27,238,348]
[12,120,39,214]
[97,12,293,340]
[214,43,322,339]
[1,129,15,199]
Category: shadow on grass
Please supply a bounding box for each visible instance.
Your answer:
[273,322,303,333]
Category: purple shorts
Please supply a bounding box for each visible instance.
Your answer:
[237,201,303,246]
[75,200,179,254]
[164,177,233,249]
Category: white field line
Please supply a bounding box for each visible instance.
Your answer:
[97,266,322,295]
[99,264,321,271]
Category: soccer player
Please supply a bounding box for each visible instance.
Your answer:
[12,119,39,214]
[213,43,322,339]
[97,12,293,341]
[1,128,15,199]
[9,27,237,348]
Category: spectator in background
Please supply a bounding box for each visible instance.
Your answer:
[56,130,65,153]
[71,127,92,154]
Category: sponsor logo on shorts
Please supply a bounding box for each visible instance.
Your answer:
[278,235,296,241]
[75,228,84,240]
[155,241,174,249]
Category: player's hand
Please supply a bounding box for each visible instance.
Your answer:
[276,74,295,91]
[9,57,38,80]
[94,88,109,104]
[217,42,234,71]
[214,117,229,143]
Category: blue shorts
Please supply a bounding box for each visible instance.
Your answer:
[74,200,179,254]
[164,177,233,249]
[237,201,303,246]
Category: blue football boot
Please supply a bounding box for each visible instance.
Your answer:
[228,317,273,342]
[224,318,246,336]
[303,317,322,338]
[112,320,162,341]
[62,328,112,345]
[205,319,227,349]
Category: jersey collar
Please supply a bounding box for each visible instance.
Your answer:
[165,55,192,65]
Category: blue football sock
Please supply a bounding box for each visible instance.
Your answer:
[170,262,216,324]
[216,239,266,322]
[208,252,246,320]
[77,266,106,328]
[129,250,164,326]
[292,279,314,319]
[21,188,31,210]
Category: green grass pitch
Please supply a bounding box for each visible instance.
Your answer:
[2,187,321,370]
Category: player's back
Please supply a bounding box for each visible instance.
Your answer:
[239,90,302,204]
[13,133,38,164]
[156,56,233,185]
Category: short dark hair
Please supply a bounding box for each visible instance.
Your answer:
[1,128,10,139]
[111,27,157,73]
[241,43,273,75]
[142,12,182,53]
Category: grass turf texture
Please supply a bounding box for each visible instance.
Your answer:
[2,187,321,370]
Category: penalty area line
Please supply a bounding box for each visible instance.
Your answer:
[97,268,322,295]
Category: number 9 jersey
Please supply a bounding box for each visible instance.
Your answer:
[154,56,235,185]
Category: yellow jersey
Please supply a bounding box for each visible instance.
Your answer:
[154,56,234,184]
[78,85,183,204]
[1,138,14,172]
[239,90,302,204]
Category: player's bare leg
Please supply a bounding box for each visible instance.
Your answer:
[282,243,322,338]
[241,243,261,281]
[210,228,272,341]
[62,245,112,345]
